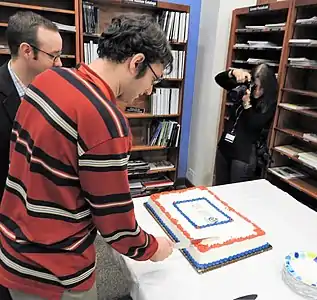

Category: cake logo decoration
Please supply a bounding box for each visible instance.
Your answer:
[173,197,232,229]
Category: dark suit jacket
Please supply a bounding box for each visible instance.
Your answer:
[0,62,21,201]
[0,63,17,300]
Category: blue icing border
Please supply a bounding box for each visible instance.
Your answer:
[173,197,232,229]
[145,202,271,271]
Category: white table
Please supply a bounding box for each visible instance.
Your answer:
[125,179,317,300]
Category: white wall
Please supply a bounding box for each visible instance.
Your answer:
[187,0,256,186]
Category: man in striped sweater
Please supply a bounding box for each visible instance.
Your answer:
[0,14,174,300]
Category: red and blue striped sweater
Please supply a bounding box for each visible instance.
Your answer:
[0,63,158,299]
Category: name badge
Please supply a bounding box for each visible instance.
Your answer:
[224,133,235,143]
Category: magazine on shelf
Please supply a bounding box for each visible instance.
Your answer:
[288,57,317,66]
[298,152,317,169]
[289,39,317,45]
[303,133,317,143]
[279,103,317,110]
[296,16,317,24]
[245,25,266,29]
[274,145,307,157]
[268,166,307,179]
[265,22,286,27]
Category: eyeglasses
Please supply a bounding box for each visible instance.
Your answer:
[30,44,62,64]
[146,62,163,85]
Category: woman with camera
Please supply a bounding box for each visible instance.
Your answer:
[214,63,278,185]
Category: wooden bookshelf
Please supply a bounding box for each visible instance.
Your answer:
[269,0,317,200]
[218,1,293,138]
[0,1,80,67]
[78,0,189,194]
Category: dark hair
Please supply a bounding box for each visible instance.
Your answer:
[251,64,278,113]
[6,11,59,57]
[97,13,173,77]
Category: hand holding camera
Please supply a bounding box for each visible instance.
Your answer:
[227,69,255,104]
[230,69,251,83]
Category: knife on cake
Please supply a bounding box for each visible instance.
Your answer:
[173,236,221,249]
[233,294,257,300]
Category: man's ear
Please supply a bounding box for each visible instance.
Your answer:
[19,42,33,60]
[129,53,145,76]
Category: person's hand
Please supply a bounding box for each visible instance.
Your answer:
[242,89,252,109]
[150,237,174,262]
[231,69,251,83]
[242,89,251,103]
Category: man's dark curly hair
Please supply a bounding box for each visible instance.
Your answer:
[98,13,173,77]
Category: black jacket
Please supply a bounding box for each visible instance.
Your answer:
[215,70,276,163]
[0,62,21,200]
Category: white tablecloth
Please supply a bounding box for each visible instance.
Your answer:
[125,179,317,300]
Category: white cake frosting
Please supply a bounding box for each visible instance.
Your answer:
[146,187,270,269]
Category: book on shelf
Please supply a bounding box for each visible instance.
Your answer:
[159,11,189,43]
[149,120,180,147]
[274,145,307,157]
[84,41,98,64]
[128,160,150,175]
[151,88,180,115]
[83,1,99,34]
[148,160,174,171]
[268,166,307,179]
[142,175,174,190]
[279,103,317,110]
[129,175,174,197]
[128,160,174,175]
[303,133,317,143]
[165,50,185,79]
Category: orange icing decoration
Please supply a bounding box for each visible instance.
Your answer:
[150,186,265,253]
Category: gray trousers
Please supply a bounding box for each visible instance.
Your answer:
[9,283,97,300]
[215,146,257,185]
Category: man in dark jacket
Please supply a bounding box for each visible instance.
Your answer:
[0,11,62,300]
[0,11,62,201]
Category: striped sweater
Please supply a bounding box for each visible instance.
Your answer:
[0,63,158,299]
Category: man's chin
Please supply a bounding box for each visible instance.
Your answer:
[117,94,136,104]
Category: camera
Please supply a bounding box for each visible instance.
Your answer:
[228,81,256,103]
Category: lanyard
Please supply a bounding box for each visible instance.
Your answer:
[231,104,244,134]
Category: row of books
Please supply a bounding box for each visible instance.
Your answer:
[82,2,189,44]
[128,160,175,176]
[149,120,180,147]
[158,11,189,43]
[129,175,174,197]
[151,88,180,115]
[84,41,98,64]
[167,50,185,79]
